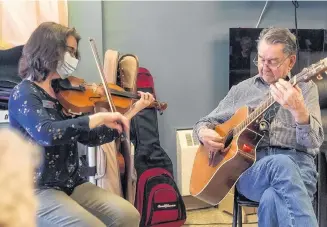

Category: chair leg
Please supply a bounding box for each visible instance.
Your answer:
[238,206,243,227]
[232,194,238,227]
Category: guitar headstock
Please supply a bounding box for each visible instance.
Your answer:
[293,57,327,85]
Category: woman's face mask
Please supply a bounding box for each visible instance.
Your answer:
[56,52,79,79]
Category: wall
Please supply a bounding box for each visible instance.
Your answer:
[69,1,327,177]
[68,1,103,81]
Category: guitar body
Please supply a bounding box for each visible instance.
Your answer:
[190,106,264,205]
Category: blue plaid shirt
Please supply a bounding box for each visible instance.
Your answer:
[193,74,324,156]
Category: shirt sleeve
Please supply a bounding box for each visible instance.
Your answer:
[9,85,118,147]
[296,82,324,149]
[77,125,119,147]
[193,85,238,143]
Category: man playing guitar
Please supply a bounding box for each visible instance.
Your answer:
[193,27,323,227]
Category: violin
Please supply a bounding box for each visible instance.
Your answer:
[53,38,166,181]
[52,75,168,116]
[51,76,129,175]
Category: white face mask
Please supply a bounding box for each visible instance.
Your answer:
[56,51,79,79]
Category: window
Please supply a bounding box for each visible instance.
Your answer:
[0,0,68,49]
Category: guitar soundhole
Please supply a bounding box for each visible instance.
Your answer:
[224,130,234,148]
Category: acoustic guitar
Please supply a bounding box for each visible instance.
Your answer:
[189,58,327,205]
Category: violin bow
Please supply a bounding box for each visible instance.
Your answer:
[88,38,137,199]
[88,38,116,113]
[89,38,134,142]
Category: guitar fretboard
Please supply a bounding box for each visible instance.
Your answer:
[234,95,275,135]
[232,57,327,136]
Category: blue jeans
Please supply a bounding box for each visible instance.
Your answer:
[236,147,318,227]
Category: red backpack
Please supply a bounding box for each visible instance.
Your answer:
[135,165,186,227]
[132,67,187,227]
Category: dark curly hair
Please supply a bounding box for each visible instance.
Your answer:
[19,22,81,82]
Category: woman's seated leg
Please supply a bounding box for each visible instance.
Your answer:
[70,182,140,227]
[36,188,106,227]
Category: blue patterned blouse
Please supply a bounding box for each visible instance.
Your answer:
[8,80,119,194]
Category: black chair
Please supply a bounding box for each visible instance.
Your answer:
[315,77,327,227]
[317,142,327,227]
[0,45,23,110]
[232,188,259,227]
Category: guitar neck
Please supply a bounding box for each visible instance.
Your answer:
[234,75,299,135]
[234,95,276,135]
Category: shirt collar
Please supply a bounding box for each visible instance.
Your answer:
[254,74,268,86]
[254,73,291,86]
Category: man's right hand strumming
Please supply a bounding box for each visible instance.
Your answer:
[198,127,230,166]
[198,128,225,152]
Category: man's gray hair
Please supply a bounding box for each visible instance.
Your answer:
[257,27,297,55]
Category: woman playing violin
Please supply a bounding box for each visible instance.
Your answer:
[8,22,154,227]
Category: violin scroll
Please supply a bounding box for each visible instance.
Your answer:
[152,102,167,115]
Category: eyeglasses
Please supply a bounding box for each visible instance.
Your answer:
[66,45,77,58]
[253,54,290,69]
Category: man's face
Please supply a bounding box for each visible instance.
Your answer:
[257,40,296,84]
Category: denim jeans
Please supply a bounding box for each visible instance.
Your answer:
[236,147,318,227]
[35,182,140,227]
